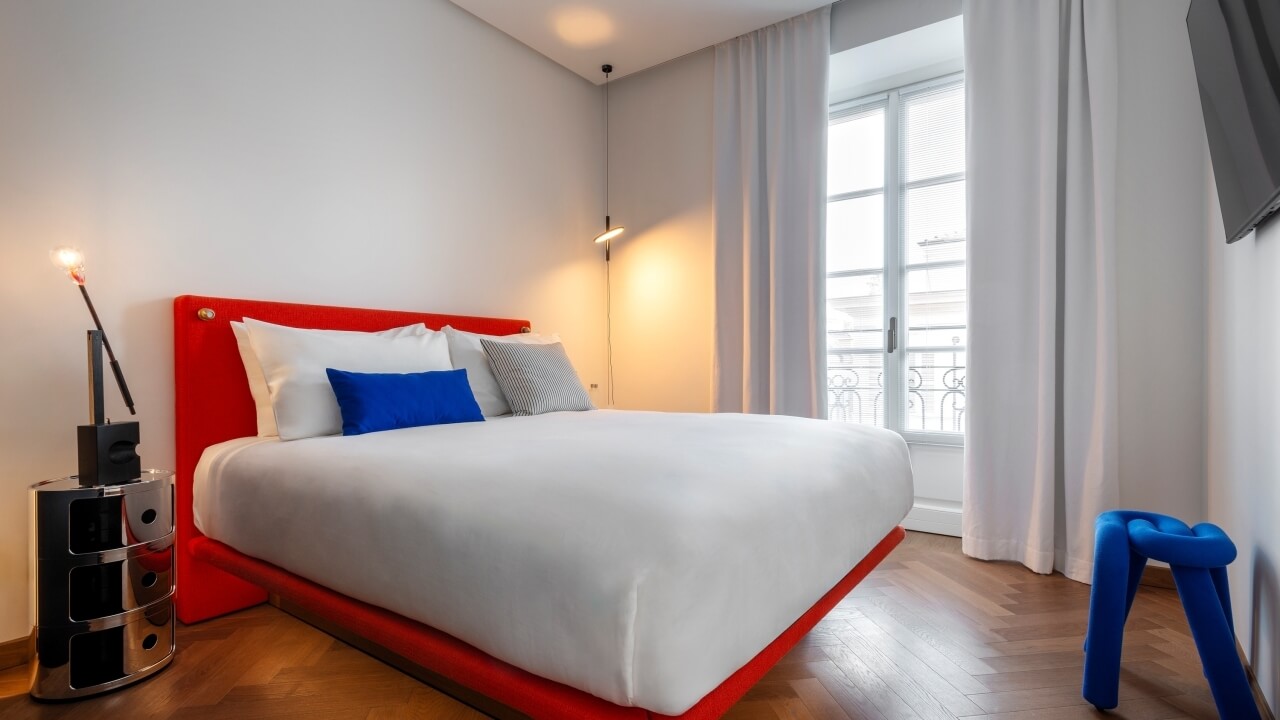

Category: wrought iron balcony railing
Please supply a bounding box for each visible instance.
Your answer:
[827,360,965,433]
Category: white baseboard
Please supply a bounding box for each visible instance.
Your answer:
[901,500,962,537]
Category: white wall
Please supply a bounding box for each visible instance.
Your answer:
[0,0,605,642]
[608,49,716,413]
[1207,155,1280,714]
[830,0,961,54]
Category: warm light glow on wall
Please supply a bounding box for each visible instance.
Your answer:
[616,230,677,306]
[553,6,614,48]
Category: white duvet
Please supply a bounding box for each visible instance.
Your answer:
[194,410,913,715]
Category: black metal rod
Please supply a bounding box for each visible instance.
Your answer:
[603,65,611,221]
[604,215,612,262]
[86,330,104,424]
[77,284,136,415]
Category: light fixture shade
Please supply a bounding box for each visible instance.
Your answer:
[593,226,625,244]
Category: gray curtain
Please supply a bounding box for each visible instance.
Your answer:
[962,0,1120,582]
[712,6,831,418]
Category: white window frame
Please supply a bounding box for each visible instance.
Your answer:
[827,71,965,447]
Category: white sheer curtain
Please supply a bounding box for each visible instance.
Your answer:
[963,0,1119,582]
[712,6,830,418]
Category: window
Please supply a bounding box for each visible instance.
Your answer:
[826,74,966,444]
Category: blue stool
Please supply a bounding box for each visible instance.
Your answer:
[1083,510,1259,719]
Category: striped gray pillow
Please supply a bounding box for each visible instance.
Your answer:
[479,339,595,416]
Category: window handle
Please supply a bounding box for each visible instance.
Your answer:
[887,316,898,354]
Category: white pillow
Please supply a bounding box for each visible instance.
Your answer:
[244,318,451,440]
[230,320,428,437]
[443,326,560,417]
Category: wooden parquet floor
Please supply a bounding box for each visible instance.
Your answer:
[0,532,1254,720]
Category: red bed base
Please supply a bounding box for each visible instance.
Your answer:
[173,294,905,719]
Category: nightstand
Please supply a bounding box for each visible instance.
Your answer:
[28,470,176,700]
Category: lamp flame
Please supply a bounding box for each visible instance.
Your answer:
[50,246,86,285]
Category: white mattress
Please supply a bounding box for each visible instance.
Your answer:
[194,410,912,714]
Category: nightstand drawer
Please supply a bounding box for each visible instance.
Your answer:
[35,545,174,625]
[68,548,174,621]
[33,471,175,559]
[30,602,174,699]
[67,483,173,554]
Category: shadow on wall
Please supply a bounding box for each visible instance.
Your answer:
[1252,547,1279,705]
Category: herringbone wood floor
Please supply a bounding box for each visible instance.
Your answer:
[0,532,1249,720]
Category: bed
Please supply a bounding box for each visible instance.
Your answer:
[173,295,913,719]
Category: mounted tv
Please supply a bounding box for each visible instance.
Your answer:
[1187,0,1280,243]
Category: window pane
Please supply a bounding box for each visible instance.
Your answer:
[908,326,967,348]
[904,181,966,265]
[902,83,964,183]
[828,109,885,196]
[827,274,883,427]
[827,274,883,349]
[905,351,966,433]
[906,265,967,340]
[828,353,885,426]
[828,194,884,273]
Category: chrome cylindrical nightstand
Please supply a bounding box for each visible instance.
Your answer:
[29,470,176,700]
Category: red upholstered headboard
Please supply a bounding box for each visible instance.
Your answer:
[172,295,530,623]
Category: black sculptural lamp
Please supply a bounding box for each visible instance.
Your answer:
[50,246,141,487]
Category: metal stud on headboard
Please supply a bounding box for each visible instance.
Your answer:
[196,308,216,321]
[520,326,531,333]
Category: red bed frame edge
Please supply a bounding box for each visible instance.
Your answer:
[172,294,906,719]
[194,528,903,720]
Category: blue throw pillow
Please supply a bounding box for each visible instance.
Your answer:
[325,368,484,436]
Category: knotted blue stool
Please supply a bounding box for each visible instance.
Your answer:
[1083,510,1259,719]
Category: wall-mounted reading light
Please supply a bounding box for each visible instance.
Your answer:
[594,64,624,406]
[593,64,625,250]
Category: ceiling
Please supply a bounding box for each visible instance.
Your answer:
[449,0,831,84]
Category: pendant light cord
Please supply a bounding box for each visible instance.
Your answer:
[603,65,615,407]
[605,67,611,224]
[606,243,614,406]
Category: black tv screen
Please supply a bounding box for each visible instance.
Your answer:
[1188,0,1280,243]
